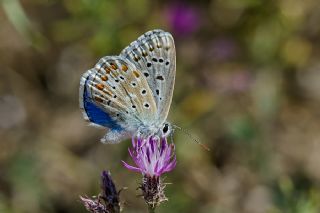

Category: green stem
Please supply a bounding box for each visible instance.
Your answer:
[148,205,156,213]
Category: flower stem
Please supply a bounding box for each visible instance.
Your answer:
[148,205,156,213]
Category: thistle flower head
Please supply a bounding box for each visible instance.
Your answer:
[100,171,120,213]
[80,171,120,213]
[122,136,177,177]
[122,136,177,209]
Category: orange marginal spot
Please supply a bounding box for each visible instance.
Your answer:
[105,67,111,74]
[96,83,104,90]
[101,75,108,81]
[94,97,103,103]
[121,64,128,72]
[133,70,140,78]
[110,63,117,70]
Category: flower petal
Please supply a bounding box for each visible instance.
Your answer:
[122,160,141,173]
[124,136,176,177]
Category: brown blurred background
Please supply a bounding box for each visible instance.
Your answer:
[1,0,320,212]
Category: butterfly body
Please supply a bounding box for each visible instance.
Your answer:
[79,30,176,143]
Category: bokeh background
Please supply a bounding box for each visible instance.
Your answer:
[1,0,320,212]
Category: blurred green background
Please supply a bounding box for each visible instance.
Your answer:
[1,0,320,212]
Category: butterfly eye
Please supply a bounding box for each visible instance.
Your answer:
[163,124,169,134]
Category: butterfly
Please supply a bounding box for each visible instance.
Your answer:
[79,29,176,143]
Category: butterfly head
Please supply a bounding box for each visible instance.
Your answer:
[137,122,173,139]
[160,122,172,138]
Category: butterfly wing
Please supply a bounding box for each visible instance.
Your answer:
[120,29,176,125]
[79,56,157,143]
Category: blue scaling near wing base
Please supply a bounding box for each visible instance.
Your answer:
[83,79,123,131]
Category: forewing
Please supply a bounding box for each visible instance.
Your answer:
[120,29,176,124]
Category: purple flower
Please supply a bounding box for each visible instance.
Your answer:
[122,136,177,209]
[80,171,120,213]
[100,171,120,213]
[166,3,200,36]
[80,196,107,213]
[122,136,176,177]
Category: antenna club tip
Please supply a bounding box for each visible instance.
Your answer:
[200,143,210,151]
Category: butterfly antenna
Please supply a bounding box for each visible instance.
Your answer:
[172,125,210,151]
[170,128,175,145]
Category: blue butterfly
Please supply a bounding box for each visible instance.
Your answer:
[79,29,176,143]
